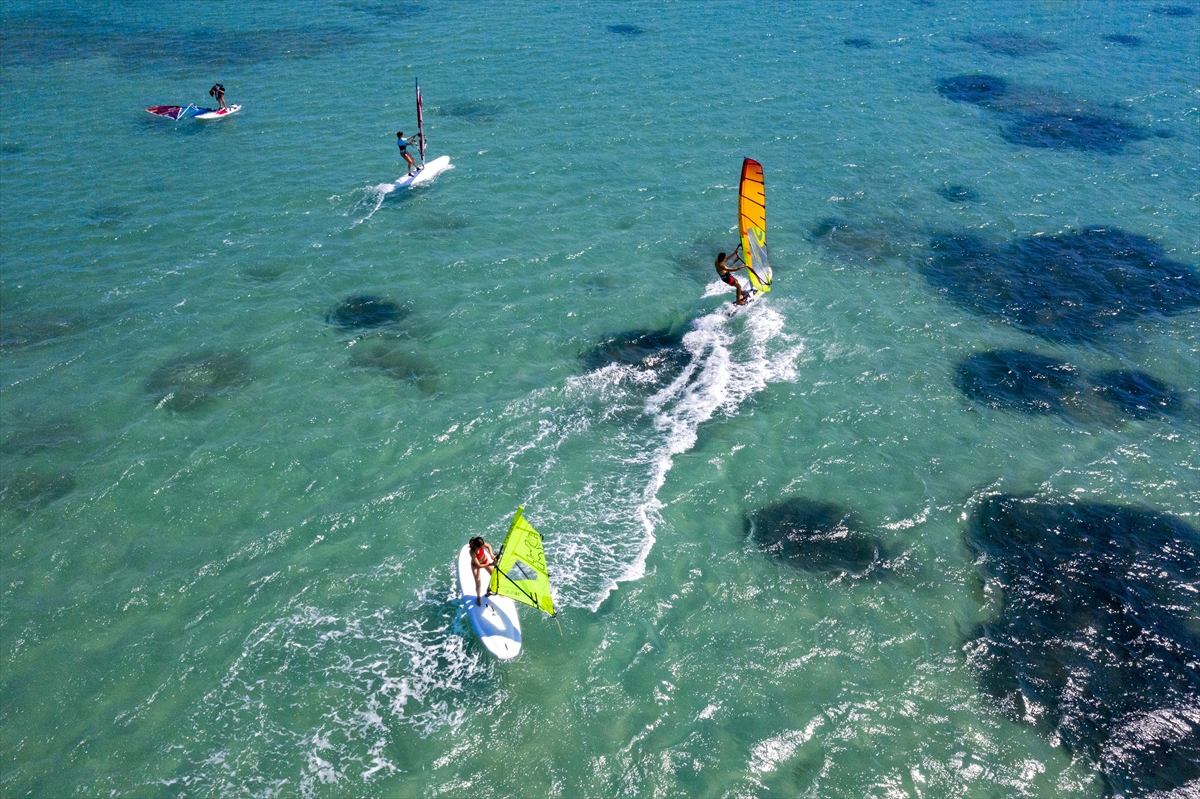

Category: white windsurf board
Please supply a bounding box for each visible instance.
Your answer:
[391,155,452,190]
[194,104,242,120]
[722,273,761,316]
[727,291,761,316]
[457,544,521,660]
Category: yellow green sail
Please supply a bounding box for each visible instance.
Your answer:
[488,506,556,617]
[738,157,772,294]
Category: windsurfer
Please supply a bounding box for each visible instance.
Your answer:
[209,83,226,110]
[469,536,496,606]
[716,251,750,305]
[397,131,418,176]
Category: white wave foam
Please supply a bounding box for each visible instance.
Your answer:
[703,279,734,299]
[498,303,803,611]
[747,714,826,775]
[160,566,493,795]
[627,306,801,586]
[333,184,394,230]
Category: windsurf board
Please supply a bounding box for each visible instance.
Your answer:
[727,290,762,317]
[457,543,522,660]
[391,155,452,190]
[194,104,242,120]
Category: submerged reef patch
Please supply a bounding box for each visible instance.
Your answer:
[0,308,83,351]
[965,494,1200,796]
[953,351,1189,426]
[937,184,980,203]
[1091,369,1183,420]
[964,31,1058,57]
[119,26,363,69]
[326,295,410,330]
[1152,5,1195,16]
[936,73,1148,153]
[144,348,253,412]
[0,9,362,69]
[418,213,471,232]
[0,467,75,514]
[83,204,130,227]
[936,74,1010,107]
[0,11,108,67]
[1103,33,1144,46]
[1000,111,1145,153]
[1,417,84,457]
[348,339,439,395]
[809,217,916,265]
[955,350,1086,416]
[746,497,882,576]
[579,325,692,378]
[921,227,1200,342]
[241,262,288,283]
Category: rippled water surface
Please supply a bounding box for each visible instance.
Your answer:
[2,2,1198,796]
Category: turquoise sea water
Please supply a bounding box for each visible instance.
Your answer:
[2,2,1198,796]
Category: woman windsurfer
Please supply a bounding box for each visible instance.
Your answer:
[469,536,496,607]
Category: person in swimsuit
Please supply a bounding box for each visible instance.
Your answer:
[469,536,496,607]
[397,131,418,176]
[209,83,227,110]
[715,251,750,305]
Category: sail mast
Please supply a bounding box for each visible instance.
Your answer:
[415,78,426,167]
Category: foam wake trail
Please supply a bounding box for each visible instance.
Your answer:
[332,184,394,230]
[154,566,495,796]
[497,304,803,611]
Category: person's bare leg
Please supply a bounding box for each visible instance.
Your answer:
[474,566,494,605]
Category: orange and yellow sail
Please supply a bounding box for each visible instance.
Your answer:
[738,158,772,294]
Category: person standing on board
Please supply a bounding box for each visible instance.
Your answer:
[397,131,418,177]
[469,536,496,607]
[209,83,227,110]
[715,251,750,305]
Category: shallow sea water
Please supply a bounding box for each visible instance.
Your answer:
[2,2,1198,797]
